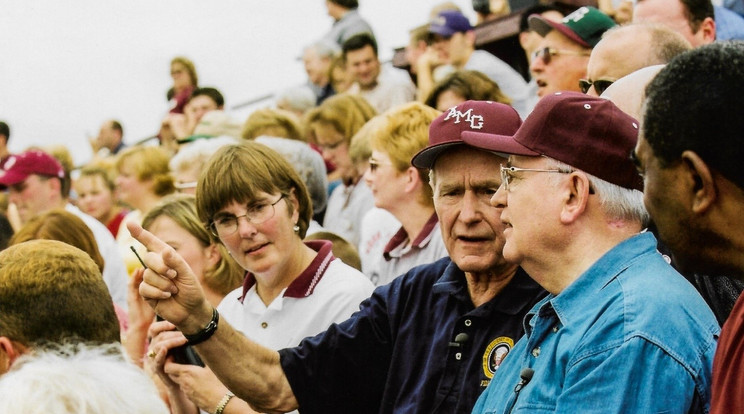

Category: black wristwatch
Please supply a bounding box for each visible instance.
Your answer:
[183,307,219,346]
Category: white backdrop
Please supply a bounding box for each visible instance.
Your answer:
[0,0,474,165]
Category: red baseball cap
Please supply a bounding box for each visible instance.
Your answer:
[0,150,65,189]
[461,92,643,191]
[411,100,522,169]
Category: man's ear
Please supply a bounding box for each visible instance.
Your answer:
[698,17,716,44]
[681,150,716,214]
[0,337,26,374]
[559,172,591,224]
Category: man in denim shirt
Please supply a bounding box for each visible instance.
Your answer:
[468,92,719,413]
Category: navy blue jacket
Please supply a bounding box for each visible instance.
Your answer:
[279,257,546,413]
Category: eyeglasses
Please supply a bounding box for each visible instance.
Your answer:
[532,47,590,65]
[499,165,566,191]
[209,196,284,237]
[579,78,615,95]
[368,159,393,173]
[174,181,197,192]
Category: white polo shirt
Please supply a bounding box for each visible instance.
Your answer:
[217,240,374,350]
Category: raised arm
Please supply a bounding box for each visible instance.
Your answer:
[128,221,298,413]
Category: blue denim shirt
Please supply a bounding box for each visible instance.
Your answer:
[472,232,720,414]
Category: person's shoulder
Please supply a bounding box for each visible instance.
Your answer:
[322,259,375,292]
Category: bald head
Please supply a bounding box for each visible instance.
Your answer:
[601,64,665,119]
[585,23,691,96]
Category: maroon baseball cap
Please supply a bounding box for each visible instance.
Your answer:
[461,92,643,191]
[0,150,65,189]
[411,101,522,169]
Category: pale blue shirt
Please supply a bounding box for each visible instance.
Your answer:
[472,232,719,414]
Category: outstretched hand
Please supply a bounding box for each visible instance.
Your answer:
[127,221,210,331]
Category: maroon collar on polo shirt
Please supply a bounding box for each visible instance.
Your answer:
[238,240,336,303]
[383,213,439,261]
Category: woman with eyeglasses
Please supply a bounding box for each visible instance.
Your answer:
[305,94,377,248]
[147,142,374,414]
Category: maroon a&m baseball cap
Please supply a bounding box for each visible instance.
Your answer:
[460,92,643,191]
[411,100,522,169]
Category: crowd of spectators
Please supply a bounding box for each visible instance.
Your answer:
[1,0,744,412]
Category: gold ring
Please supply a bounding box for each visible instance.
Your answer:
[147,350,157,359]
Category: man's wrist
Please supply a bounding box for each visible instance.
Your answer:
[179,303,215,336]
[182,307,219,346]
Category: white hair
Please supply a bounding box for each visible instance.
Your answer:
[0,342,168,414]
[547,158,650,227]
[170,136,240,174]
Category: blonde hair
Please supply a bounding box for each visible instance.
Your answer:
[171,56,198,86]
[305,94,376,146]
[370,103,441,206]
[115,146,175,197]
[242,108,304,141]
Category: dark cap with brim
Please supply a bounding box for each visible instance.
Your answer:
[460,92,643,191]
[529,6,615,48]
[412,101,522,169]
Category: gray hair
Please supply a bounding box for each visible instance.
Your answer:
[304,39,340,59]
[0,342,168,414]
[276,85,317,115]
[170,136,240,174]
[255,136,328,213]
[546,158,650,227]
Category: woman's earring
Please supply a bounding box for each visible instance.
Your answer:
[293,224,300,233]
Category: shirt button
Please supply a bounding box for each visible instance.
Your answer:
[532,347,541,357]
[552,325,559,333]
[261,322,268,329]
[464,319,472,327]
[455,352,462,360]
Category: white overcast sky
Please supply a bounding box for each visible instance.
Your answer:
[0,0,474,165]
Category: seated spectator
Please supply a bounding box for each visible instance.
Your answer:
[583,23,690,96]
[76,163,129,237]
[424,69,512,111]
[114,146,175,275]
[170,136,240,195]
[161,87,225,152]
[306,94,377,246]
[343,33,416,113]
[633,0,715,46]
[242,108,304,141]
[328,54,354,94]
[0,240,120,375]
[473,93,718,413]
[181,110,242,144]
[167,56,198,114]
[0,342,168,414]
[472,0,511,24]
[517,5,565,110]
[146,142,374,414]
[364,102,448,285]
[419,10,531,117]
[302,40,339,105]
[529,6,615,98]
[9,209,129,335]
[89,119,127,159]
[0,150,129,310]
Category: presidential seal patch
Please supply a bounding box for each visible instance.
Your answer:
[482,336,514,379]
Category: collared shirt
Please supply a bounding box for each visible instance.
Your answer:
[279,257,546,414]
[346,65,416,113]
[711,292,744,413]
[218,240,374,350]
[472,232,720,414]
[324,181,374,249]
[375,212,448,286]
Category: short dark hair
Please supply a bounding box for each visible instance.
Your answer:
[330,0,358,9]
[0,121,9,144]
[643,42,744,188]
[190,87,225,108]
[342,32,378,59]
[679,0,715,32]
[109,120,123,137]
[519,4,563,33]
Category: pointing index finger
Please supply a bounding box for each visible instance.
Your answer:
[127,221,169,253]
